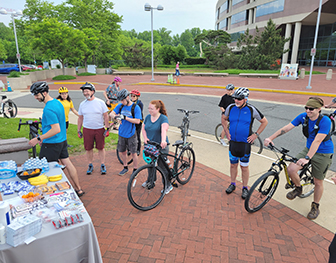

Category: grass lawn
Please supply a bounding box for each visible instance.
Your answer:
[0,117,118,157]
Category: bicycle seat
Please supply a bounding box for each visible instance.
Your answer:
[1,95,7,100]
[173,140,184,147]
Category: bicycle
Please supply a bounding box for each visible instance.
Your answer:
[1,95,17,118]
[127,140,195,211]
[18,118,42,158]
[177,108,199,144]
[214,123,263,154]
[116,147,133,165]
[244,144,314,213]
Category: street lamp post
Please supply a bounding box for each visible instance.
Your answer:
[144,3,163,82]
[0,9,23,73]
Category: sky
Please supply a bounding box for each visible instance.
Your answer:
[0,0,218,35]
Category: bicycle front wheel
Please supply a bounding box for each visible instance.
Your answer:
[244,171,279,213]
[298,164,314,198]
[3,100,17,118]
[176,146,195,185]
[116,148,133,165]
[251,135,263,154]
[127,164,166,211]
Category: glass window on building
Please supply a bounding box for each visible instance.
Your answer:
[231,10,246,24]
[230,31,244,42]
[232,0,244,6]
[219,19,227,30]
[220,1,227,13]
[256,0,285,18]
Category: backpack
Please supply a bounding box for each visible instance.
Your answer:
[302,114,331,142]
[120,103,136,118]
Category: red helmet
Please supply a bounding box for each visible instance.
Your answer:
[130,89,140,96]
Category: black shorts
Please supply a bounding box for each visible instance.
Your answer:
[39,140,69,162]
[66,121,69,129]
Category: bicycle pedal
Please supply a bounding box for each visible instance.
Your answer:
[171,182,178,188]
[284,183,293,189]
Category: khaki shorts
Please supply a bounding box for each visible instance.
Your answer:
[296,147,333,180]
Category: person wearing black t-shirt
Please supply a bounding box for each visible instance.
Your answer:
[218,84,235,146]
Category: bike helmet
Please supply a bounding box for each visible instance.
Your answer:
[233,87,249,99]
[30,81,49,95]
[117,89,129,101]
[80,82,95,92]
[226,84,235,90]
[114,77,122,82]
[130,89,141,96]
[59,87,68,93]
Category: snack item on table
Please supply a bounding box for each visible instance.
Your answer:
[56,182,71,191]
[48,174,62,182]
[28,174,48,186]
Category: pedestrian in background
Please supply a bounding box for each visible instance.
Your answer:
[29,81,84,197]
[77,82,110,175]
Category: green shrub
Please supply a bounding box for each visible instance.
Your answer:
[185,57,206,65]
[111,65,119,69]
[52,75,76,80]
[8,71,21,78]
[56,64,61,69]
[77,72,96,76]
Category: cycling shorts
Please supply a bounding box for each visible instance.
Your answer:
[39,140,68,162]
[229,141,251,166]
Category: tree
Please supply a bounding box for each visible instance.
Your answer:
[237,19,290,70]
[28,18,86,74]
[157,27,172,46]
[122,43,151,68]
[0,40,7,61]
[180,30,197,57]
[175,44,187,63]
[203,45,237,69]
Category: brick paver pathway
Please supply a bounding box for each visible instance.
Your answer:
[71,150,333,263]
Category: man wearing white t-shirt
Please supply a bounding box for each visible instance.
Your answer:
[77,83,109,175]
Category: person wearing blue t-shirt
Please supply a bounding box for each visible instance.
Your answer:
[265,97,333,220]
[110,89,142,176]
[28,81,84,197]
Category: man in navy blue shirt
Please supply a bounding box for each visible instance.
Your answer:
[265,97,333,220]
[223,87,268,199]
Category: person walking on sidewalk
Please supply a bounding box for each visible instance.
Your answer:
[142,100,173,194]
[223,87,268,199]
[218,83,235,146]
[130,89,144,155]
[110,89,142,176]
[264,97,333,220]
[28,81,84,197]
[77,82,110,175]
[175,62,180,77]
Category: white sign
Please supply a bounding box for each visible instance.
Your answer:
[279,63,298,80]
[50,59,62,69]
[311,48,316,56]
[87,65,96,74]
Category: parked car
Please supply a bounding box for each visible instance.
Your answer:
[21,65,31,71]
[0,64,20,74]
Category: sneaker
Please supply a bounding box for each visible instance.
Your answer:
[118,168,128,176]
[307,202,320,220]
[241,187,248,199]
[220,139,228,146]
[142,182,147,188]
[286,186,302,200]
[86,164,93,175]
[100,164,106,175]
[162,184,173,195]
[226,184,236,194]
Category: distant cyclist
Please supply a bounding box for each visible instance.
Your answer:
[223,87,268,199]
[218,84,235,146]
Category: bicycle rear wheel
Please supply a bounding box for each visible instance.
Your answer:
[176,146,195,185]
[298,164,314,198]
[3,100,17,118]
[251,135,263,154]
[244,171,279,213]
[127,164,166,211]
[116,148,133,165]
[215,123,229,144]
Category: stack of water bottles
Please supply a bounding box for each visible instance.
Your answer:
[22,157,49,173]
[0,161,17,179]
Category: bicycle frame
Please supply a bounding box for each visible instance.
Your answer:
[267,156,293,188]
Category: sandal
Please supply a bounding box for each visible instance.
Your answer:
[75,189,85,197]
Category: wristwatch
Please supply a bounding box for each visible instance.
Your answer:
[254,132,259,136]
[304,155,310,160]
[37,135,42,142]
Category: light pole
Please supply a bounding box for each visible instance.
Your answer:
[306,0,322,89]
[0,9,23,73]
[144,3,163,82]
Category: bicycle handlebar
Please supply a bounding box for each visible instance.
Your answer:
[177,109,200,115]
[267,144,298,163]
[18,118,42,134]
[146,141,170,150]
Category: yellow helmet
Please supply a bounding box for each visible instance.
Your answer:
[59,87,68,93]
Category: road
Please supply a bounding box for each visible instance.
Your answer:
[13,90,336,171]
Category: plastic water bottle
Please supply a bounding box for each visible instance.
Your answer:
[0,224,5,244]
[0,201,11,226]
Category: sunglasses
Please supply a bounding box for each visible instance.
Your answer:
[234,98,243,101]
[305,106,316,111]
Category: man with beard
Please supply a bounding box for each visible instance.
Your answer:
[28,81,84,197]
[77,82,110,175]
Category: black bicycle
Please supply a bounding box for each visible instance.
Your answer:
[177,108,199,144]
[18,118,42,158]
[244,145,314,213]
[1,95,17,118]
[127,140,195,211]
[116,148,133,165]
